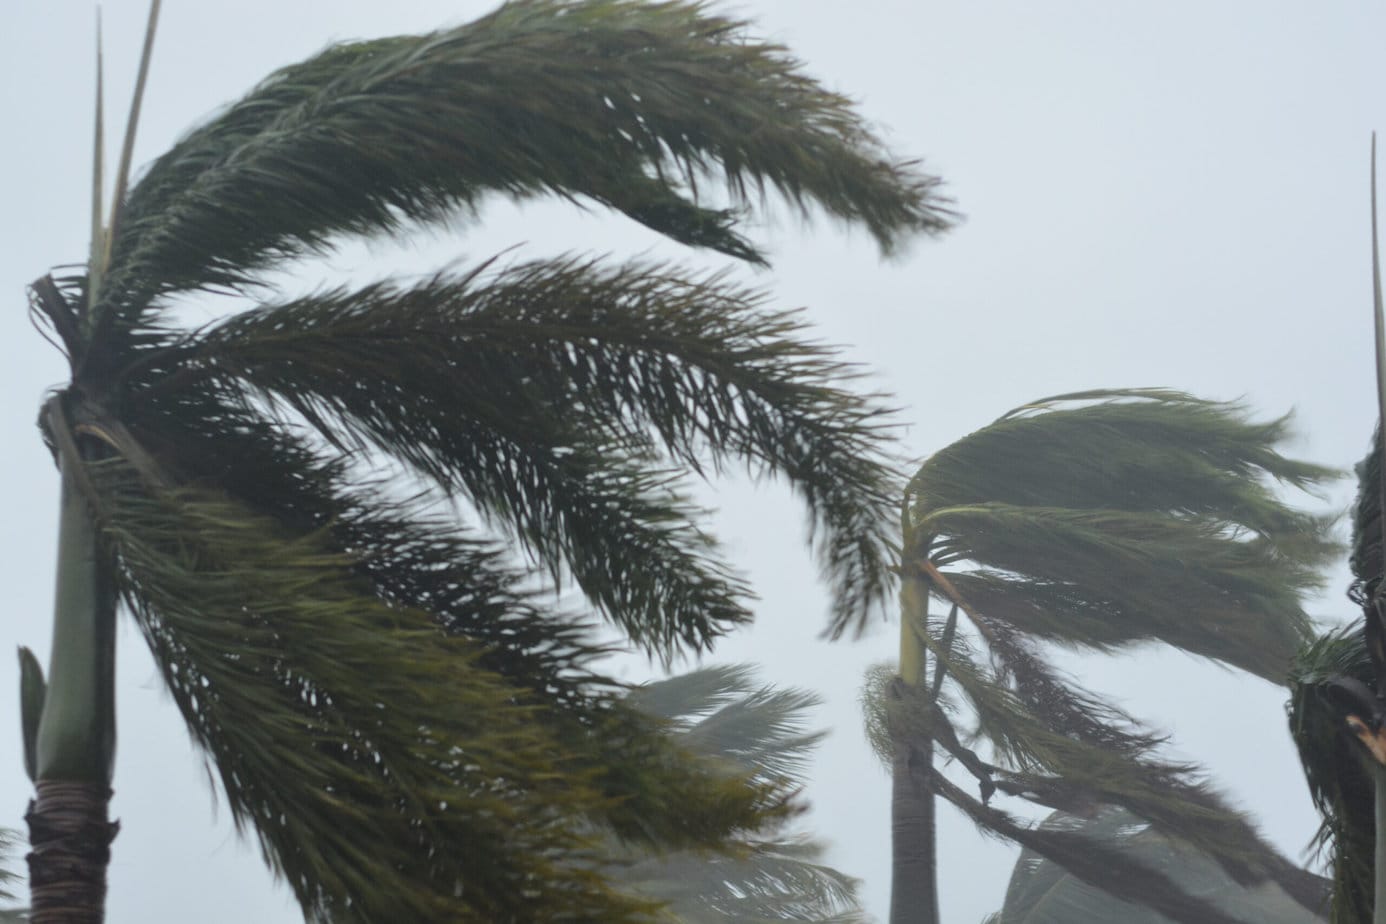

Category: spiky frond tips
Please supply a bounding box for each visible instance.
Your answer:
[910,389,1338,682]
[886,389,1338,923]
[33,1,951,919]
[128,258,903,652]
[614,667,867,923]
[85,0,952,367]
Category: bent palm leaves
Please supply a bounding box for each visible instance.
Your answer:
[613,666,866,923]
[868,389,1337,924]
[21,2,953,921]
[0,829,22,923]
[986,809,1325,924]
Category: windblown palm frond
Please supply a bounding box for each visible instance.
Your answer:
[611,666,867,923]
[69,0,952,372]
[986,809,1326,924]
[873,389,1337,924]
[0,829,23,922]
[25,1,952,920]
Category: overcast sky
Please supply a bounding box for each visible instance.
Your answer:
[4,2,1386,921]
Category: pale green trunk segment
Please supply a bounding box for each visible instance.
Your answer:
[33,466,116,785]
[899,572,927,687]
[890,568,940,924]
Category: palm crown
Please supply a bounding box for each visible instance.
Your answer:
[21,1,953,921]
[867,389,1339,924]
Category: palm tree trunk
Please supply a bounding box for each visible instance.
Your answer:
[25,782,115,924]
[25,460,118,924]
[890,737,939,924]
[889,569,940,924]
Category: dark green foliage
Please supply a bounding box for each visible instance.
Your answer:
[912,389,1337,683]
[1288,626,1376,924]
[28,1,952,919]
[1284,429,1384,924]
[128,258,902,650]
[80,0,952,372]
[873,389,1337,924]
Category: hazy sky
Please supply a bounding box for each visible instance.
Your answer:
[4,2,1386,921]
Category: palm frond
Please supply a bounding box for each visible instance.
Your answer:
[992,809,1328,924]
[91,0,953,361]
[885,389,1336,920]
[610,666,866,923]
[0,828,21,905]
[931,507,1320,682]
[130,258,902,649]
[912,390,1339,682]
[921,763,1251,924]
[82,450,788,923]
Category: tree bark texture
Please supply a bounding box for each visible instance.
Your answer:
[25,781,117,924]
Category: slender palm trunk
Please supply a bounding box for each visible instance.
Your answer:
[889,569,940,924]
[25,460,118,924]
[890,736,939,924]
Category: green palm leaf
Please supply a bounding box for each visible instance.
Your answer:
[126,257,900,649]
[911,389,1336,682]
[84,0,951,364]
[612,666,867,923]
[987,809,1327,924]
[0,828,24,923]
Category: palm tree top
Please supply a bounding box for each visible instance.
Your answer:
[24,1,954,919]
[874,388,1338,924]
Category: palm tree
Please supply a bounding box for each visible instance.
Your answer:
[862,389,1339,924]
[612,665,867,923]
[18,1,954,920]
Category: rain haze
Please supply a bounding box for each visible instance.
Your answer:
[2,1,1384,921]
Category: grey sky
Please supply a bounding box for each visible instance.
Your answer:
[3,1,1384,921]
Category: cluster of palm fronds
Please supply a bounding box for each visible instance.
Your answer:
[613,666,867,923]
[984,809,1324,924]
[867,389,1339,923]
[23,0,954,921]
